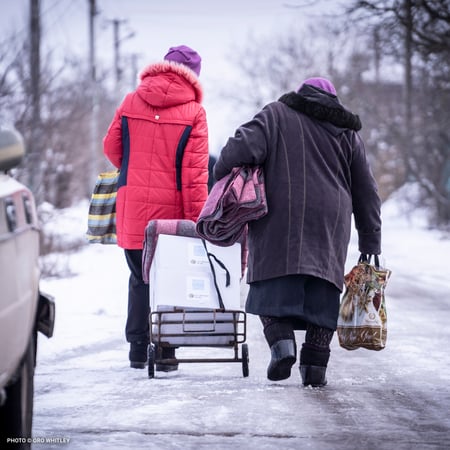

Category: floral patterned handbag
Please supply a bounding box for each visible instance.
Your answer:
[337,254,392,351]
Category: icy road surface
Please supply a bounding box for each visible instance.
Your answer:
[31,195,450,449]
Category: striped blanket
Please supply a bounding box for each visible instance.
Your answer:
[142,219,248,283]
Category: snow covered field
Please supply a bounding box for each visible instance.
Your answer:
[31,189,450,449]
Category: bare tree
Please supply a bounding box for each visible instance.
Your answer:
[224,23,407,201]
[224,26,326,114]
[0,27,115,209]
[348,0,450,226]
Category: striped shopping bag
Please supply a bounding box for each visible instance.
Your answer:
[86,171,119,244]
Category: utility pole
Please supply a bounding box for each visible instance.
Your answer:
[88,0,99,191]
[113,19,124,86]
[89,0,97,82]
[130,53,141,89]
[29,0,41,199]
[109,18,134,92]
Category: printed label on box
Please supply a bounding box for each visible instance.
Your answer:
[187,276,210,306]
[188,242,209,266]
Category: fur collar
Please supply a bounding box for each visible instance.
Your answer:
[278,85,361,131]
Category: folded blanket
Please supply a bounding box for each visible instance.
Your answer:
[196,166,268,247]
[142,219,248,283]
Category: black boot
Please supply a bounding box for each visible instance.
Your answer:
[129,341,148,369]
[263,319,296,381]
[299,345,330,387]
[155,346,178,372]
[268,339,297,381]
[299,365,328,387]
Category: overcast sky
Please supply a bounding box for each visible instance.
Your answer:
[1,0,346,150]
[1,0,346,79]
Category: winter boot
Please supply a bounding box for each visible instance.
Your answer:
[263,319,296,381]
[155,346,178,372]
[129,341,148,369]
[267,339,297,381]
[299,345,330,387]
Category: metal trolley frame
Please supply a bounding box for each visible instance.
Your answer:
[148,308,249,378]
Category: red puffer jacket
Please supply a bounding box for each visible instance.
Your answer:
[103,61,209,249]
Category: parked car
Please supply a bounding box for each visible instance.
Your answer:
[0,128,55,447]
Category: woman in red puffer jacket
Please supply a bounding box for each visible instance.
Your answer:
[103,45,209,370]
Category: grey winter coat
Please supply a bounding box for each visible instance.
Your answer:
[214,85,381,291]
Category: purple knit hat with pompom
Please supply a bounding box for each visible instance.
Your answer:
[300,77,337,96]
[164,45,202,77]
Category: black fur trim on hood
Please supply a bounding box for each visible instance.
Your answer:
[278,85,362,131]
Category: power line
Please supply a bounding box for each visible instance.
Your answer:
[42,0,81,50]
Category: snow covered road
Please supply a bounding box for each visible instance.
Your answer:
[30,196,450,450]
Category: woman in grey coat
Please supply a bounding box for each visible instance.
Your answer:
[214,77,382,386]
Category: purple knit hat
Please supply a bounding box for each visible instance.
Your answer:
[300,77,337,96]
[164,45,202,76]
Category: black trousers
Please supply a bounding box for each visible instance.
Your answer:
[124,249,150,343]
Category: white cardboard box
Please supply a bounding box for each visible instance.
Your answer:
[149,235,241,310]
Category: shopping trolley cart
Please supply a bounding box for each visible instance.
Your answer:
[148,307,249,378]
[144,227,249,379]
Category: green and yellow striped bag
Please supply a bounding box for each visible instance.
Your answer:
[86,171,119,244]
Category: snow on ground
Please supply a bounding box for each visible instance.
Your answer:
[31,187,450,449]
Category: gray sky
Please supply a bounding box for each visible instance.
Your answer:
[1,0,345,79]
[0,0,346,150]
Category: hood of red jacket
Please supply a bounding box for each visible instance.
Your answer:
[136,61,203,108]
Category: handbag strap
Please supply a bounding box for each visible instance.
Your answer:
[201,239,230,310]
[359,253,380,268]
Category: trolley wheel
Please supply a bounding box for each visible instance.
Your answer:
[148,344,155,379]
[241,343,249,377]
